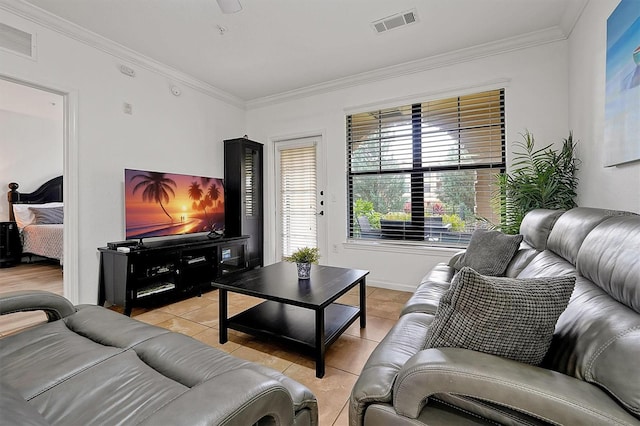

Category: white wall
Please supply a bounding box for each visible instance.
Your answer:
[569,0,640,213]
[0,107,63,221]
[247,41,570,292]
[0,9,245,304]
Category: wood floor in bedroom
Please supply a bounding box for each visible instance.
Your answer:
[0,262,64,337]
[0,262,411,426]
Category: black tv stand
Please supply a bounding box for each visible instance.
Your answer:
[98,235,249,316]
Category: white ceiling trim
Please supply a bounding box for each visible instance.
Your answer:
[0,0,246,109]
[559,0,590,38]
[2,0,580,112]
[246,26,567,110]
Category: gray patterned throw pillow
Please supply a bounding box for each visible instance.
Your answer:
[29,206,64,224]
[453,229,523,276]
[425,267,575,365]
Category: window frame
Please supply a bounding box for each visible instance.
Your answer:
[346,89,506,247]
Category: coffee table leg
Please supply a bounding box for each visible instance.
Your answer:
[315,308,325,378]
[360,277,367,328]
[219,289,228,344]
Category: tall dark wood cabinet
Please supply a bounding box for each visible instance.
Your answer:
[224,138,263,268]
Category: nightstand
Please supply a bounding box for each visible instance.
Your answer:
[0,221,22,267]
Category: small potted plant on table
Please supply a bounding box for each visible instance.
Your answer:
[284,247,320,279]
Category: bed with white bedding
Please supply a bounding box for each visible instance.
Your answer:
[20,223,64,263]
[8,176,64,264]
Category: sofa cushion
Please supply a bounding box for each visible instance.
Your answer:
[349,312,434,426]
[576,213,640,313]
[503,241,540,278]
[519,209,564,251]
[401,263,454,316]
[544,277,640,417]
[545,213,640,416]
[425,267,576,365]
[0,320,124,400]
[65,305,170,348]
[546,207,611,266]
[453,230,523,276]
[29,350,188,425]
[0,382,50,426]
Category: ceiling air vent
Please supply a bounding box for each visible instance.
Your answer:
[372,9,419,34]
[0,22,35,59]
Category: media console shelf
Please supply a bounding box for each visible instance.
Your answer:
[98,235,248,316]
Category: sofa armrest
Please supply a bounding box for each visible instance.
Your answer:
[0,290,75,321]
[138,368,297,426]
[447,250,465,268]
[394,348,639,425]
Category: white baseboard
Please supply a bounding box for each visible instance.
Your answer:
[366,279,417,294]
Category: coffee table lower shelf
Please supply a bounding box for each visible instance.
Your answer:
[225,300,360,377]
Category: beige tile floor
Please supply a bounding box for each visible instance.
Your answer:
[0,262,412,426]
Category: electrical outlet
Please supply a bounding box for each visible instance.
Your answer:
[332,244,339,253]
[123,103,133,115]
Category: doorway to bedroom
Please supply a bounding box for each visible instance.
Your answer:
[0,78,64,293]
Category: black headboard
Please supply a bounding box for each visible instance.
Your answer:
[7,176,63,221]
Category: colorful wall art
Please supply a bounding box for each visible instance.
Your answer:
[605,0,640,167]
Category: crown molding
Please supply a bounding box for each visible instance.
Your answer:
[246,26,567,110]
[0,0,246,109]
[2,0,578,112]
[559,0,589,38]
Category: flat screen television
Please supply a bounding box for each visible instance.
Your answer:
[124,168,225,240]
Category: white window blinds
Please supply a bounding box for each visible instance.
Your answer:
[279,144,317,257]
[347,89,505,247]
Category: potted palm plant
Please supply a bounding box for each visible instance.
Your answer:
[486,131,580,234]
[283,247,320,279]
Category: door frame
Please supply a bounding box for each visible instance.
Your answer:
[271,132,327,263]
[1,73,79,303]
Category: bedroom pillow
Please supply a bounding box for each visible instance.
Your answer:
[29,206,64,224]
[13,202,64,228]
[453,229,523,276]
[425,267,576,365]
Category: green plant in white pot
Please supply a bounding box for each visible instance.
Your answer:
[284,247,320,279]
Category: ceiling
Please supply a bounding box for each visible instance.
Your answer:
[20,0,588,102]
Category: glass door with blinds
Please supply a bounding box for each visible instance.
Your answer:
[275,138,322,260]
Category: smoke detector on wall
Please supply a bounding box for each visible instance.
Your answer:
[371,9,419,34]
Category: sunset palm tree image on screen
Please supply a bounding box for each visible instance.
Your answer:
[124,169,225,239]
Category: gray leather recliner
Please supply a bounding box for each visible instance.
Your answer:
[350,207,640,425]
[0,291,318,425]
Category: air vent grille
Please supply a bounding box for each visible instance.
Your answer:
[0,22,34,58]
[372,9,419,34]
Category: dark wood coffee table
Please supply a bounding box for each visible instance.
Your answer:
[212,262,369,378]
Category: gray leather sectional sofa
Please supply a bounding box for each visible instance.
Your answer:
[351,207,640,425]
[0,291,318,425]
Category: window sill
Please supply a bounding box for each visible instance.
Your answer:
[342,239,462,257]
